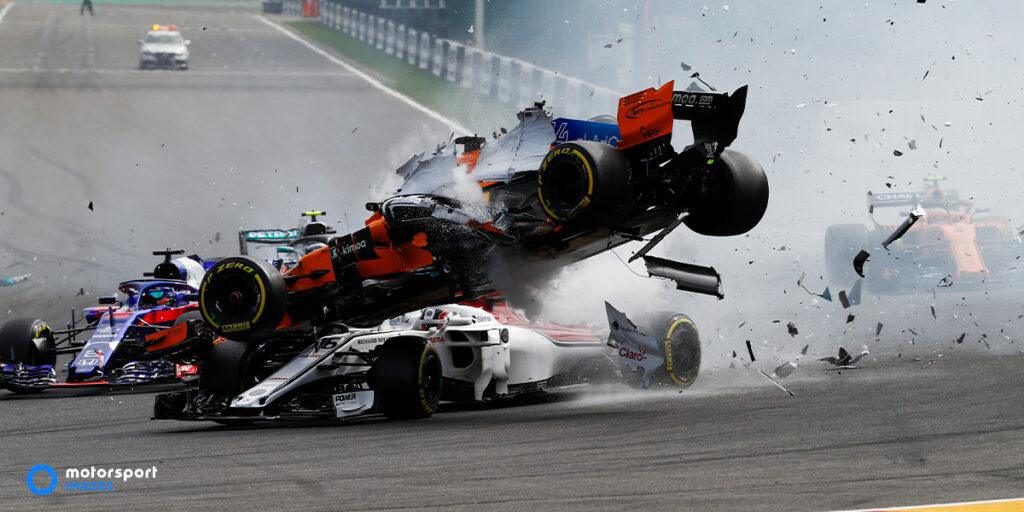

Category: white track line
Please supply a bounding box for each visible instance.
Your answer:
[833,497,1024,512]
[253,14,471,136]
[0,2,15,25]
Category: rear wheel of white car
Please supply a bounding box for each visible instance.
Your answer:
[370,338,442,420]
[648,314,701,388]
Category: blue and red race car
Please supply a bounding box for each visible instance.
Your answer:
[0,250,215,393]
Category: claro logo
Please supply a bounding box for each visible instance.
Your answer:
[618,347,646,362]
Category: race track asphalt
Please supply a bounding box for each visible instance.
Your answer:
[0,3,1022,511]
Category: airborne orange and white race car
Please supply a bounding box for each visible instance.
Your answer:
[190,80,767,345]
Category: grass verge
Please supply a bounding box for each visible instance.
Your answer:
[286,20,512,133]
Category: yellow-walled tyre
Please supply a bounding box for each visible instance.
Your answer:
[199,257,286,342]
[652,314,701,388]
[370,338,443,420]
[537,140,631,227]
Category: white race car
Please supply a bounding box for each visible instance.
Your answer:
[138,25,189,70]
[153,299,701,423]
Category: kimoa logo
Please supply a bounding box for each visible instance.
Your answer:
[341,239,367,255]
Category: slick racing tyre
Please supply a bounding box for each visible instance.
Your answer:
[0,318,56,367]
[683,149,769,236]
[649,314,701,388]
[370,338,443,420]
[198,339,269,425]
[198,339,265,396]
[824,223,869,285]
[0,318,56,393]
[537,140,631,227]
[199,257,286,342]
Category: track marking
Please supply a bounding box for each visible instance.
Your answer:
[252,14,471,136]
[834,497,1024,512]
[0,2,14,25]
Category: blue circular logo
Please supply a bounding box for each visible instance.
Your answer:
[26,465,57,496]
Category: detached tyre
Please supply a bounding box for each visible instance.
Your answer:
[0,318,56,393]
[199,257,286,342]
[370,338,442,420]
[684,149,768,236]
[825,223,869,284]
[649,314,701,387]
[537,140,631,227]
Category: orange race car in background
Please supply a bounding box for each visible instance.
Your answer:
[825,176,1024,292]
[187,80,768,345]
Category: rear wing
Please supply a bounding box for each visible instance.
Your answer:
[867,192,923,211]
[237,229,301,255]
[617,81,748,154]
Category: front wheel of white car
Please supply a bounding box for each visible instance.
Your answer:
[370,338,443,420]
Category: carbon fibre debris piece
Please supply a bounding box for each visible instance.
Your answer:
[853,250,870,277]
[746,339,755,362]
[758,370,795,396]
[787,322,799,337]
[643,255,723,299]
[848,279,862,306]
[881,204,926,249]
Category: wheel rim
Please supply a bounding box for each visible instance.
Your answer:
[420,351,442,407]
[548,161,587,209]
[209,273,261,323]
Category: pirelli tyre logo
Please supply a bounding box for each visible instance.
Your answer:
[221,321,252,333]
[215,262,255,274]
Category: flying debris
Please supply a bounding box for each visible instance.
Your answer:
[846,313,855,323]
[0,274,30,287]
[758,370,795,396]
[847,279,862,306]
[930,305,937,319]
[786,322,799,337]
[819,347,869,367]
[88,201,94,211]
[745,339,756,362]
[893,149,903,156]
[679,61,692,71]
[955,333,966,344]
[936,275,954,287]
[875,322,884,336]
[796,272,831,300]
[772,344,810,379]
[643,256,723,299]
[881,204,926,249]
[773,361,798,378]
[853,250,870,277]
